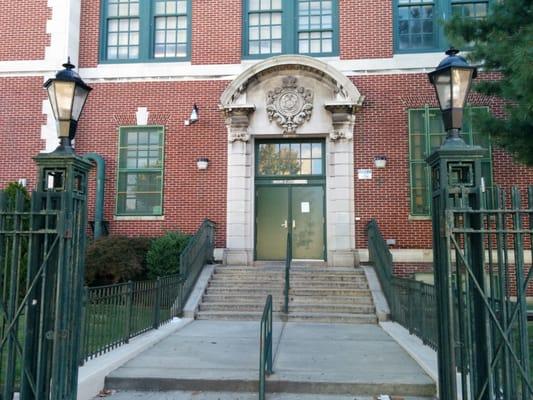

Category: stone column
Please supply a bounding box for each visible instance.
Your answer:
[325,103,359,267]
[222,105,255,265]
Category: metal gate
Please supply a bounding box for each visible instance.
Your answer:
[0,153,90,400]
[445,187,532,399]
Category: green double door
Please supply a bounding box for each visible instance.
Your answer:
[256,185,325,260]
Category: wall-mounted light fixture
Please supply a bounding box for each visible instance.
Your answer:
[184,104,199,126]
[196,157,209,170]
[374,155,387,168]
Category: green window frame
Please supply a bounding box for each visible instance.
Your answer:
[393,0,490,53]
[243,0,339,58]
[100,0,191,63]
[408,106,493,216]
[116,126,165,216]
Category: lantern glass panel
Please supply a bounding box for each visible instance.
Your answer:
[433,69,451,110]
[46,84,59,121]
[72,85,90,121]
[53,81,76,120]
[451,68,473,109]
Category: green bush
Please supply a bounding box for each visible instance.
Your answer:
[146,231,190,279]
[85,236,153,286]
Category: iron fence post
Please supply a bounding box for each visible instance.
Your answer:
[125,281,133,344]
[153,277,162,329]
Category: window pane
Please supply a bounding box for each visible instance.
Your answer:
[297,0,335,54]
[397,3,434,50]
[117,128,164,215]
[257,141,323,176]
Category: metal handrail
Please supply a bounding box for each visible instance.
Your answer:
[259,294,273,400]
[179,218,216,308]
[284,232,292,314]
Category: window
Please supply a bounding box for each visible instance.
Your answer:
[408,107,492,216]
[394,0,489,52]
[101,0,191,62]
[244,0,338,57]
[117,127,164,216]
[256,141,324,176]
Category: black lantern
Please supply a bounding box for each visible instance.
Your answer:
[428,48,477,144]
[44,58,92,152]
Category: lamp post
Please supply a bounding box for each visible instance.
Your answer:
[426,49,489,400]
[44,58,92,152]
[24,60,93,399]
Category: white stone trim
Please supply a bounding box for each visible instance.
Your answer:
[113,215,165,221]
[0,52,460,80]
[46,0,82,67]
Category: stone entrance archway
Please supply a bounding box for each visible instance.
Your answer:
[220,55,364,267]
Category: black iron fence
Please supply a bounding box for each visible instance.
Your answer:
[367,219,438,349]
[81,219,216,362]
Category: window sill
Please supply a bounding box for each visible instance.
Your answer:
[114,215,165,221]
[408,215,431,221]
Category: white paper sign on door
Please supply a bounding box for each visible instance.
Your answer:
[301,202,310,213]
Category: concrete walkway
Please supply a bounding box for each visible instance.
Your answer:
[104,320,436,398]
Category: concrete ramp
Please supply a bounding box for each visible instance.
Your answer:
[105,320,436,398]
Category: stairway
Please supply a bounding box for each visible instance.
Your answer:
[196,264,377,323]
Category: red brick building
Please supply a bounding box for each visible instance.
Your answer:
[0,0,531,269]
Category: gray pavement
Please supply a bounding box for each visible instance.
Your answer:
[99,391,434,399]
[105,320,436,398]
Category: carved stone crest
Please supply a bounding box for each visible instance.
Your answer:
[266,76,313,134]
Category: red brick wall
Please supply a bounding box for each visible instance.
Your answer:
[340,0,393,59]
[79,0,100,68]
[352,72,533,250]
[0,1,50,61]
[191,0,242,65]
[74,80,230,247]
[0,77,46,189]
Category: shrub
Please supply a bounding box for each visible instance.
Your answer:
[146,231,190,279]
[85,236,153,286]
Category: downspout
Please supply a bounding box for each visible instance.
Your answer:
[83,153,106,239]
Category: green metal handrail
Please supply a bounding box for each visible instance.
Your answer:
[179,219,216,307]
[284,232,292,314]
[259,294,273,400]
[367,219,438,349]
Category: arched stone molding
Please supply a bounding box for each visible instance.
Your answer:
[221,55,364,267]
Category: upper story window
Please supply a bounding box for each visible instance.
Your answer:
[102,0,191,62]
[394,0,489,53]
[244,0,338,58]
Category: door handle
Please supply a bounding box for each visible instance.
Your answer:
[292,220,296,229]
[281,220,288,228]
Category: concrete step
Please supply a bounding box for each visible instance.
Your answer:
[93,391,436,400]
[202,294,284,303]
[290,288,371,297]
[288,303,375,314]
[208,283,284,290]
[199,303,286,312]
[290,295,374,305]
[205,288,284,296]
[195,310,286,321]
[289,281,369,289]
[288,312,378,324]
[210,275,368,283]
